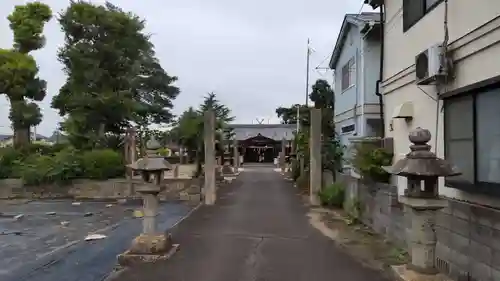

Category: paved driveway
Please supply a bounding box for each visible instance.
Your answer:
[115,164,390,281]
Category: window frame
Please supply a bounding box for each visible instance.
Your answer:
[403,0,443,32]
[444,82,500,197]
[341,57,355,92]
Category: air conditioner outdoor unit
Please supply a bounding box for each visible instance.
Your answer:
[415,44,446,85]
[364,0,383,8]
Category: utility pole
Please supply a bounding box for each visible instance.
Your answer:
[297,39,311,134]
[305,38,311,107]
[296,104,300,133]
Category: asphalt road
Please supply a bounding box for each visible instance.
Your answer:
[115,164,390,281]
[0,200,192,281]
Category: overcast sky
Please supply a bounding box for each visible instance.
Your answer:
[0,0,374,135]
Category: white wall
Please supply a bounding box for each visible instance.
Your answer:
[383,0,500,206]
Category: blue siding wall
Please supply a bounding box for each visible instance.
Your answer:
[334,25,360,115]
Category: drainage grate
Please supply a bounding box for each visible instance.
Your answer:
[458,273,477,281]
[436,257,450,275]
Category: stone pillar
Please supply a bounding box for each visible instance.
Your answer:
[233,138,239,171]
[309,108,322,206]
[280,137,286,173]
[204,110,216,205]
[179,146,184,164]
[142,193,159,234]
[125,128,136,196]
[173,164,179,178]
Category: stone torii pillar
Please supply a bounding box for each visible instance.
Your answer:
[279,137,286,172]
[204,110,216,205]
[233,138,239,173]
[309,108,322,206]
[124,128,137,196]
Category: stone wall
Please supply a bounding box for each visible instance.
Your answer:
[0,177,202,203]
[339,173,500,281]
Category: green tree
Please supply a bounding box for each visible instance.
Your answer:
[170,107,202,160]
[132,55,180,148]
[275,104,310,126]
[0,2,52,148]
[309,79,343,175]
[170,93,234,174]
[53,1,178,149]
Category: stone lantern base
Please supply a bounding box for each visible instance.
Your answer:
[400,196,448,275]
[117,233,179,267]
[222,162,234,175]
[391,265,452,281]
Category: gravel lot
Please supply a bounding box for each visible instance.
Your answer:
[0,199,192,281]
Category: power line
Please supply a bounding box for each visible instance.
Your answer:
[314,1,366,72]
[356,2,365,15]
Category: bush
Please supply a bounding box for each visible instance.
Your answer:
[16,148,82,186]
[0,146,125,184]
[158,147,170,156]
[0,147,23,179]
[80,149,125,179]
[318,183,345,208]
[351,142,393,183]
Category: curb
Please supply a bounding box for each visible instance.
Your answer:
[308,208,399,281]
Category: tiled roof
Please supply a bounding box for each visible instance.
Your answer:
[228,124,296,141]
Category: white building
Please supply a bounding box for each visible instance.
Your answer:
[371,0,500,206]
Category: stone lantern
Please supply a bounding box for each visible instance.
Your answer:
[118,136,176,266]
[222,145,233,175]
[384,127,460,275]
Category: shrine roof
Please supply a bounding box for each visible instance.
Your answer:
[227,124,296,141]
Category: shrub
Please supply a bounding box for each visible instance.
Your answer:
[80,149,125,179]
[158,147,170,157]
[351,142,393,183]
[318,183,345,208]
[345,198,363,225]
[0,147,23,179]
[20,143,71,156]
[16,149,82,186]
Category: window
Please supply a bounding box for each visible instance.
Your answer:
[341,124,355,134]
[444,86,500,196]
[403,0,443,31]
[341,58,355,92]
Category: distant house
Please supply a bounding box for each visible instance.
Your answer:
[329,13,383,150]
[0,133,51,147]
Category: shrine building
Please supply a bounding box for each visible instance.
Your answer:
[227,124,295,163]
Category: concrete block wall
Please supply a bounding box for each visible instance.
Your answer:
[340,173,406,247]
[435,200,500,281]
[339,173,500,281]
